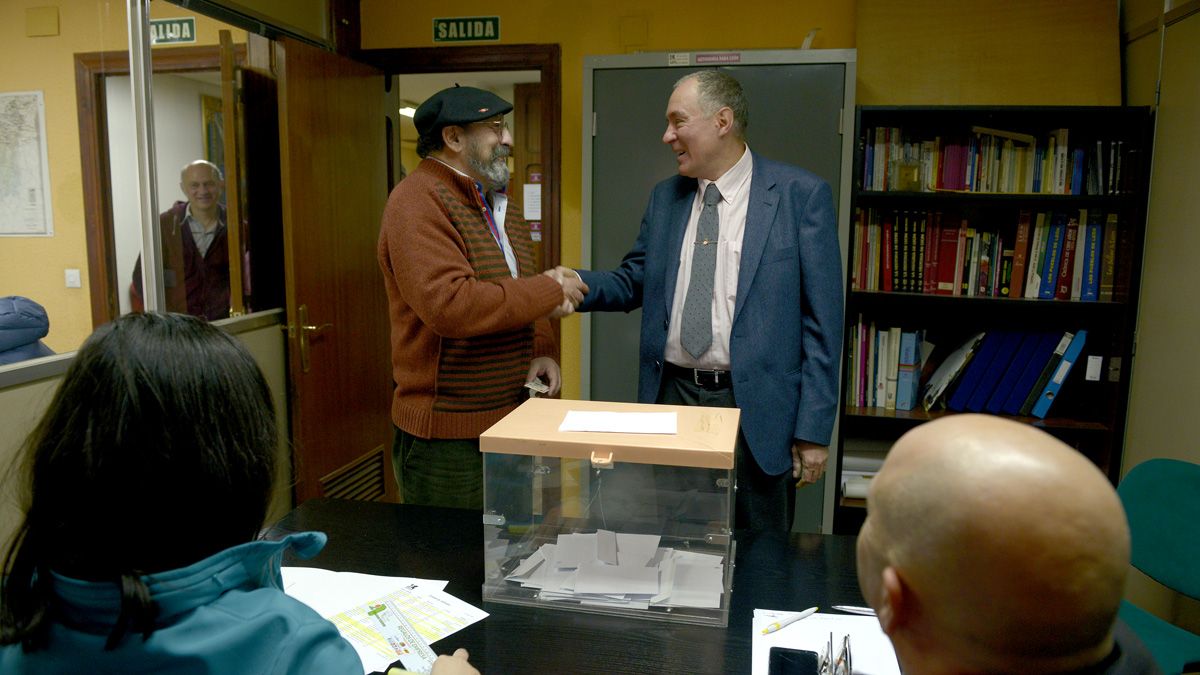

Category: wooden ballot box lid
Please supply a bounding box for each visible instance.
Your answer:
[480,398,738,469]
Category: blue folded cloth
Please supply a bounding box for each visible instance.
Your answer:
[0,296,55,365]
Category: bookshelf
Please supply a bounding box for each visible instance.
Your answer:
[834,106,1153,534]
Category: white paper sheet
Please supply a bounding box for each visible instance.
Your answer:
[555,532,598,569]
[596,529,618,565]
[751,611,900,675]
[558,410,678,434]
[522,183,542,220]
[574,561,660,595]
[282,567,446,617]
[653,561,723,608]
[615,533,660,567]
[282,567,486,675]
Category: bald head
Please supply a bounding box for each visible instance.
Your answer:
[856,415,1130,675]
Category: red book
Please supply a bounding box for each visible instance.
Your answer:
[934,218,959,295]
[923,211,941,294]
[881,214,895,292]
[1055,215,1080,299]
[1009,210,1032,298]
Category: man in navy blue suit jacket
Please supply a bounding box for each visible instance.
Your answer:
[563,70,843,530]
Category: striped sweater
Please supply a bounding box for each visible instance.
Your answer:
[377,158,561,439]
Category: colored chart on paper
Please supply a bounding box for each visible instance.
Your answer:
[330,584,487,657]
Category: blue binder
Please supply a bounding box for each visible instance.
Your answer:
[947,331,1006,412]
[1000,332,1064,415]
[1031,330,1088,419]
[984,332,1039,414]
[966,331,1024,412]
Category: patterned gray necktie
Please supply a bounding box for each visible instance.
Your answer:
[680,183,722,359]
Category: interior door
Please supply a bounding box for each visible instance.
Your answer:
[275,37,394,504]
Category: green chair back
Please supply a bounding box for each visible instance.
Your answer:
[1118,458,1200,600]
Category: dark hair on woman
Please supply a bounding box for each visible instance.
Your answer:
[0,312,277,650]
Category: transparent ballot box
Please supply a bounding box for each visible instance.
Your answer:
[479,398,738,627]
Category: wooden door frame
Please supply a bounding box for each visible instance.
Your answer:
[75,45,245,327]
[354,44,563,347]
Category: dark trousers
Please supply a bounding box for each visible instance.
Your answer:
[392,426,532,521]
[657,372,794,532]
[392,427,483,509]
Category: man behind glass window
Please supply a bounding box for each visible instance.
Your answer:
[131,160,230,321]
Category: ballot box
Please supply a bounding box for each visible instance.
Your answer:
[480,398,738,627]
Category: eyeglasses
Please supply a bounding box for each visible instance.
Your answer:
[820,633,851,675]
[473,118,508,138]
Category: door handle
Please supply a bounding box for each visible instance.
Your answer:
[284,304,333,373]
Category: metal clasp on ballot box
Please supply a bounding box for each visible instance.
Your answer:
[590,450,614,469]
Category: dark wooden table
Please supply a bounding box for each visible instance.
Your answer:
[266,498,866,674]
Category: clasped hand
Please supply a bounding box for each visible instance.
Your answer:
[542,266,588,318]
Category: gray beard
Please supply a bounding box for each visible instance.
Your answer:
[468,142,511,191]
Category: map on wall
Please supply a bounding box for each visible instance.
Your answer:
[0,91,54,236]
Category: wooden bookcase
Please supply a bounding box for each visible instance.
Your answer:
[834,106,1153,534]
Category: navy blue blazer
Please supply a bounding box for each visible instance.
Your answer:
[579,154,844,475]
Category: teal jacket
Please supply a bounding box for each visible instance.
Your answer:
[0,532,362,674]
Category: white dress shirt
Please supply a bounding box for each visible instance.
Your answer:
[664,145,753,370]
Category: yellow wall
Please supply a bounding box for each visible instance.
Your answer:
[0,1,238,354]
[857,0,1119,105]
[359,0,858,399]
[1,1,128,353]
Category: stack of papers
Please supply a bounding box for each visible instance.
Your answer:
[503,529,725,609]
[283,567,488,675]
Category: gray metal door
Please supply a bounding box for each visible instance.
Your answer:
[589,62,847,402]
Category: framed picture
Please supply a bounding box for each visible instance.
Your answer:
[201,94,224,177]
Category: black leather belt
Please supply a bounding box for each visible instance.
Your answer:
[664,362,732,391]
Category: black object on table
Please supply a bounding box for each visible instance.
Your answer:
[265,498,867,674]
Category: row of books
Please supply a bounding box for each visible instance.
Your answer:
[845,324,931,411]
[847,319,1091,419]
[850,208,1129,301]
[861,125,1133,195]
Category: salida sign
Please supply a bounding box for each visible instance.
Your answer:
[432,17,500,43]
[150,17,196,45]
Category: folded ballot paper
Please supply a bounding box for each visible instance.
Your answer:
[503,530,726,610]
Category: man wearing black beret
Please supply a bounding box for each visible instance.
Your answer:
[377,85,587,508]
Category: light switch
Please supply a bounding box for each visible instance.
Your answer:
[65,268,82,288]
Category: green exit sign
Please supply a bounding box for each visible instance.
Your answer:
[433,16,500,43]
[150,17,196,45]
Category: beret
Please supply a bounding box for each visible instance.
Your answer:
[414,85,513,137]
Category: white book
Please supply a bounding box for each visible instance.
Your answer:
[873,326,888,408]
[884,327,901,410]
[1025,212,1048,298]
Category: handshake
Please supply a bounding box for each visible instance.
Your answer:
[542,266,588,319]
